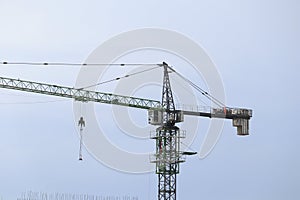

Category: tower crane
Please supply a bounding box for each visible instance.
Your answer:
[0,62,252,200]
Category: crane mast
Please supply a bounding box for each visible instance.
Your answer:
[152,62,183,200]
[0,62,252,200]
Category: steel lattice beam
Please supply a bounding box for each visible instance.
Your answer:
[0,77,161,109]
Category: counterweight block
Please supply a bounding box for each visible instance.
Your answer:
[233,118,250,136]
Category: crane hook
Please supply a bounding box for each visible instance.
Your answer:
[78,116,85,161]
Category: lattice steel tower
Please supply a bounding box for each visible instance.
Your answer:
[150,62,185,200]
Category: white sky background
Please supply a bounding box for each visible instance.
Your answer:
[0,0,299,199]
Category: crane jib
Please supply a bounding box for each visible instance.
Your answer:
[0,76,252,136]
[0,76,161,110]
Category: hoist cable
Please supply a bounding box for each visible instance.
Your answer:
[77,65,161,90]
[0,99,70,105]
[0,61,159,67]
[169,66,226,108]
[170,75,209,107]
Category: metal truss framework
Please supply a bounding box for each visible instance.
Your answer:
[0,77,161,109]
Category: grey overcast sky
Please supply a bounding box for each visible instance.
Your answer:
[0,0,299,199]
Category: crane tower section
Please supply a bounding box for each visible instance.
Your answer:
[150,62,184,200]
